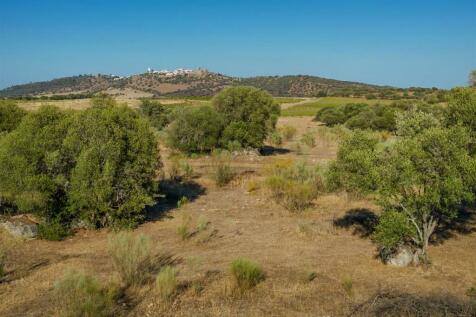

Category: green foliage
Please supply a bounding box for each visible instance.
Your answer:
[265,160,322,211]
[396,108,440,137]
[267,131,283,146]
[326,130,379,195]
[0,102,159,230]
[139,99,170,130]
[377,126,476,253]
[279,125,297,141]
[211,156,235,187]
[373,211,415,250]
[54,270,117,317]
[213,86,280,148]
[166,106,224,153]
[446,87,476,139]
[230,258,265,292]
[0,101,26,134]
[156,266,178,300]
[108,232,155,286]
[315,106,348,126]
[38,219,70,241]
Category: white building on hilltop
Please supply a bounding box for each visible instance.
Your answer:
[146,67,194,76]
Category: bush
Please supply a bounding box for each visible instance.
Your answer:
[265,160,322,211]
[38,219,70,241]
[396,108,440,137]
[108,232,155,286]
[446,87,476,139]
[54,270,117,317]
[280,125,297,141]
[0,103,160,231]
[0,101,26,134]
[267,131,282,146]
[300,132,316,148]
[213,86,280,148]
[156,266,178,300]
[326,130,379,195]
[166,106,224,153]
[315,107,346,126]
[373,211,415,251]
[230,258,265,292]
[139,99,170,130]
[211,156,235,187]
[177,213,192,240]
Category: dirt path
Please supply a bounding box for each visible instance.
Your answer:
[280,97,320,109]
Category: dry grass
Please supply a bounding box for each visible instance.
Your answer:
[0,115,475,316]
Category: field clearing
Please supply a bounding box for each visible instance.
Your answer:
[281,97,397,117]
[1,115,475,316]
[15,98,210,111]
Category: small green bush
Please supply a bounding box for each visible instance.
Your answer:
[300,132,316,148]
[108,232,154,286]
[211,158,235,187]
[54,270,117,317]
[230,258,265,292]
[177,213,192,240]
[38,219,70,241]
[265,160,322,211]
[280,125,297,141]
[156,266,178,300]
[267,131,283,146]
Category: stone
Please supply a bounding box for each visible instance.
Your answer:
[0,215,38,239]
[386,247,414,267]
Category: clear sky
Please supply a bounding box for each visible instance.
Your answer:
[0,0,475,89]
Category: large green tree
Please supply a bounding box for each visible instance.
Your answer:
[212,86,280,148]
[0,101,27,135]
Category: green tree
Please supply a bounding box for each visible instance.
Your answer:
[166,106,224,153]
[0,101,27,134]
[212,86,280,148]
[376,126,476,258]
[139,99,170,130]
[446,87,476,140]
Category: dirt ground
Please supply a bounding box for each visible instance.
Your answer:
[1,116,475,316]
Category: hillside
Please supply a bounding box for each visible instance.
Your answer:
[0,70,438,99]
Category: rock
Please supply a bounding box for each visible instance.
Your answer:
[70,219,89,230]
[0,215,38,238]
[386,247,415,267]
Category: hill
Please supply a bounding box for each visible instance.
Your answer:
[0,69,440,99]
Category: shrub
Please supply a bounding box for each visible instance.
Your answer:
[213,86,280,148]
[0,101,27,134]
[177,213,192,240]
[139,99,170,130]
[156,266,178,300]
[265,160,322,211]
[267,131,282,146]
[108,232,155,286]
[196,215,209,232]
[280,125,297,141]
[341,276,353,297]
[326,130,379,195]
[396,108,441,137]
[300,132,316,148]
[230,258,265,292]
[166,106,224,153]
[38,219,70,241]
[0,103,160,230]
[211,156,235,187]
[315,107,347,126]
[177,196,189,209]
[54,270,117,317]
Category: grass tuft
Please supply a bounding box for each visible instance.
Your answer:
[230,258,265,292]
[156,266,178,300]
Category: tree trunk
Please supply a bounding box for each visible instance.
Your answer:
[420,214,438,262]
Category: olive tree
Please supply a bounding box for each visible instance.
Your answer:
[212,86,280,149]
[0,101,27,134]
[375,126,476,258]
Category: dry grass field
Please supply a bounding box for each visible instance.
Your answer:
[1,109,475,316]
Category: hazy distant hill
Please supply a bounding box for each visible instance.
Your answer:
[0,70,436,99]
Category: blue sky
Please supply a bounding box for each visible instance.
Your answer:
[0,0,475,89]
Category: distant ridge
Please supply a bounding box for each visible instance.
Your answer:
[0,69,437,99]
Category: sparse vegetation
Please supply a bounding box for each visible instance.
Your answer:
[177,213,192,240]
[155,266,178,300]
[108,232,155,286]
[230,258,265,292]
[54,270,117,317]
[265,160,322,211]
[211,155,235,187]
